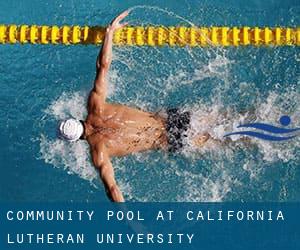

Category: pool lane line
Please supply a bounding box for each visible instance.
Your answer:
[0,25,299,47]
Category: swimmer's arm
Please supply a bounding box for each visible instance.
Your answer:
[92,144,125,202]
[94,11,129,99]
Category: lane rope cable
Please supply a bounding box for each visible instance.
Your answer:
[0,25,299,46]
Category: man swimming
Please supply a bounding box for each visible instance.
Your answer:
[58,11,210,202]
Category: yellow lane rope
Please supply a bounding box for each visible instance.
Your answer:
[0,25,299,46]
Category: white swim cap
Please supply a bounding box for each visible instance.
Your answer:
[58,118,84,142]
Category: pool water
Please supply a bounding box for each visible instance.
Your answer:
[0,0,299,202]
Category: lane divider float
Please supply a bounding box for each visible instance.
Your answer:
[0,25,299,46]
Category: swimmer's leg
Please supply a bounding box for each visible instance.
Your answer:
[189,114,217,147]
[192,133,254,148]
[190,107,258,148]
[192,132,211,147]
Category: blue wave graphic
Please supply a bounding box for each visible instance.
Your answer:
[237,123,300,134]
[224,131,297,141]
[224,116,299,141]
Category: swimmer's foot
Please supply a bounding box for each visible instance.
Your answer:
[193,133,210,147]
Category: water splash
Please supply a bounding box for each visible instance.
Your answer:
[39,134,98,185]
[38,88,300,202]
[37,6,299,202]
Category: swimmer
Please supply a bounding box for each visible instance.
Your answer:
[58,11,210,202]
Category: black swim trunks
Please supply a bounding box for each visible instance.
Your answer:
[166,108,191,153]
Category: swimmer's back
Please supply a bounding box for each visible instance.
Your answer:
[86,102,168,157]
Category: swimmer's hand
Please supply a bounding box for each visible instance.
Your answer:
[107,10,129,33]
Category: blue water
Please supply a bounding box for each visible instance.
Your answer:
[0,0,299,202]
